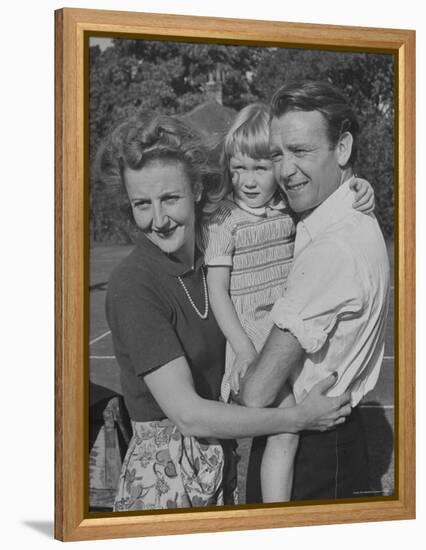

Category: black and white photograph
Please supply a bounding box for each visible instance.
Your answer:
[2,0,423,547]
[87,34,395,514]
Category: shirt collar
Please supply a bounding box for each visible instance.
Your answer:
[300,177,356,242]
[233,193,289,217]
[136,233,204,277]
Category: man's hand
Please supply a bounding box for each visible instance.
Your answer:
[295,373,352,432]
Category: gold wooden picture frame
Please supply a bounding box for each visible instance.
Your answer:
[55,7,415,542]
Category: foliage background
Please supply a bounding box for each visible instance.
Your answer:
[89,38,395,243]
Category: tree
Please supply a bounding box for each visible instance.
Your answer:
[253,48,395,237]
[89,41,395,243]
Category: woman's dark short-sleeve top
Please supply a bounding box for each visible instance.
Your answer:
[106,234,226,421]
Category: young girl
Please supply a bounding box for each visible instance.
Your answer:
[201,103,374,503]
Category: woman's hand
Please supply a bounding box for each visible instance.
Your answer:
[295,373,352,432]
[350,178,375,213]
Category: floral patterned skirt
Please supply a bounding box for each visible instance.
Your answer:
[114,419,238,511]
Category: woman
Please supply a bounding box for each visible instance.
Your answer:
[96,112,351,512]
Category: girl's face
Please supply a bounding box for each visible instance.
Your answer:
[124,160,198,265]
[230,152,278,208]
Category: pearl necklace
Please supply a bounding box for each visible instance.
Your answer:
[177,268,209,320]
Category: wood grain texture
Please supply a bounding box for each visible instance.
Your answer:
[54,8,64,542]
[54,7,416,542]
[396,28,416,519]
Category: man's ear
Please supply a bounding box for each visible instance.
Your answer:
[336,132,353,167]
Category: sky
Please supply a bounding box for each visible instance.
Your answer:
[90,37,113,50]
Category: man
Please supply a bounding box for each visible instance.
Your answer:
[240,80,390,502]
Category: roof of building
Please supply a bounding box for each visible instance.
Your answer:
[182,100,237,162]
[182,100,236,138]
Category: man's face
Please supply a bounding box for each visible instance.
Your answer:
[270,110,342,213]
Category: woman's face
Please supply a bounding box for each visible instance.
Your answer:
[124,160,198,264]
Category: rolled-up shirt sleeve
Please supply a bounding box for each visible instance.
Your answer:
[270,238,367,354]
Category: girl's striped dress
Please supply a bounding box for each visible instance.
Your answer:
[202,196,296,401]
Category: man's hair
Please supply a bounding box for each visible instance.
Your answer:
[270,80,360,165]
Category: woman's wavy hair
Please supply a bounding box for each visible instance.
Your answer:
[214,103,274,203]
[270,80,360,165]
[93,112,222,223]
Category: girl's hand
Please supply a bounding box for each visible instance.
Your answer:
[230,345,257,395]
[350,178,375,214]
[296,373,352,432]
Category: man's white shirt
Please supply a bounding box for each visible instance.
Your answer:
[271,178,390,406]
